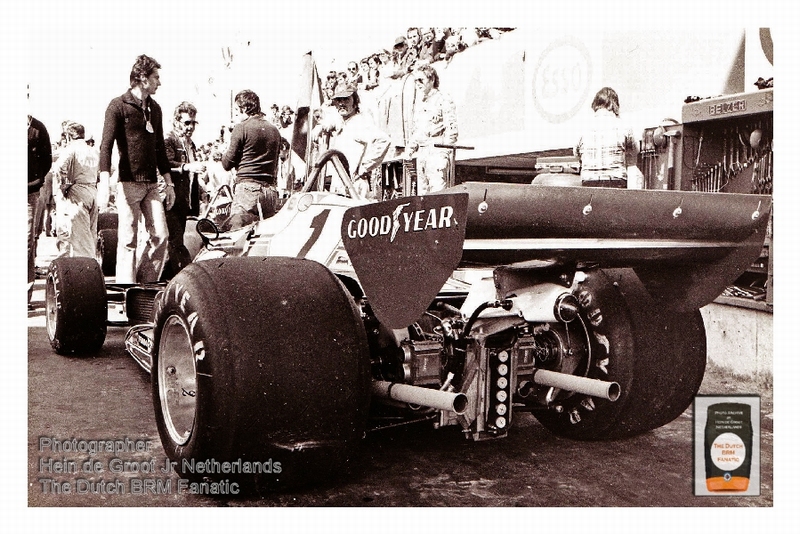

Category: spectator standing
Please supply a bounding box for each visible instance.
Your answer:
[222,89,282,229]
[201,143,234,206]
[335,71,349,93]
[279,105,295,129]
[51,121,99,259]
[407,65,458,194]
[457,28,480,48]
[377,49,394,82]
[357,59,370,91]
[417,28,444,65]
[275,105,295,146]
[434,28,451,45]
[310,106,336,167]
[477,27,503,41]
[443,35,464,63]
[574,87,641,189]
[268,103,281,127]
[406,27,422,57]
[325,88,390,198]
[323,71,338,104]
[276,137,296,197]
[347,61,362,89]
[27,115,51,307]
[365,55,381,90]
[99,54,175,283]
[162,101,205,279]
[389,37,413,79]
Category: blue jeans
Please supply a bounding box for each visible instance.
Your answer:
[228,181,277,230]
[116,181,168,283]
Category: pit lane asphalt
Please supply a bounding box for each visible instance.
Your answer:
[27,239,773,507]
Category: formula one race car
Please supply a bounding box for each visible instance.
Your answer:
[45,150,771,490]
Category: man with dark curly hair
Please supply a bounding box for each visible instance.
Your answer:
[221,89,282,229]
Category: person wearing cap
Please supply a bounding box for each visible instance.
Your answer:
[162,101,205,279]
[222,89,282,229]
[51,121,100,259]
[389,36,414,79]
[99,54,175,283]
[326,88,390,198]
[407,64,458,194]
[279,105,295,129]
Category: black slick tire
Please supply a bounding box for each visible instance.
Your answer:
[96,228,117,276]
[45,257,107,355]
[534,268,706,440]
[151,256,371,491]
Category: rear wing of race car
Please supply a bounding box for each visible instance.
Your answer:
[341,182,771,328]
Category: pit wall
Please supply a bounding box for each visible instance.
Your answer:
[700,302,772,384]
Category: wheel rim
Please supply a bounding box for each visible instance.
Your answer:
[556,316,592,378]
[158,315,198,446]
[45,275,57,341]
[533,316,592,404]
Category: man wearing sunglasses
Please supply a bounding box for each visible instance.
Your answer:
[162,101,205,279]
[407,65,458,194]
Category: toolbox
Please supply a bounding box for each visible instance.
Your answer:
[639,88,773,307]
[681,88,773,306]
[639,88,773,195]
[680,88,773,194]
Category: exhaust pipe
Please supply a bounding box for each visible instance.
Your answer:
[372,380,468,415]
[531,369,620,401]
[506,284,580,323]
